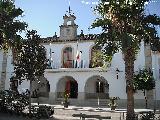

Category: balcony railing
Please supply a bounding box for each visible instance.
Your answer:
[46,59,109,69]
[47,60,88,69]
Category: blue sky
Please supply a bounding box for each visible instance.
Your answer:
[15,0,160,38]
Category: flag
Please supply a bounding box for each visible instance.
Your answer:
[76,40,80,61]
[75,40,82,68]
[63,50,67,62]
[76,50,80,62]
[159,67,160,79]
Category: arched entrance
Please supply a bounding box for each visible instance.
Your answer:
[85,75,109,99]
[57,76,78,98]
[31,76,50,98]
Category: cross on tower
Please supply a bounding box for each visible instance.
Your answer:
[66,6,73,15]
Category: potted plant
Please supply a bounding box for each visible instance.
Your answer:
[62,91,70,108]
[108,97,120,110]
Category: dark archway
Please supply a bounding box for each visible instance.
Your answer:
[57,76,78,98]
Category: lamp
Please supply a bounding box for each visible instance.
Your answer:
[96,79,101,110]
[116,68,123,79]
[37,81,41,105]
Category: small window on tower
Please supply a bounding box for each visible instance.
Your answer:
[67,21,72,25]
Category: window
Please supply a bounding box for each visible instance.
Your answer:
[63,47,73,68]
[67,21,72,25]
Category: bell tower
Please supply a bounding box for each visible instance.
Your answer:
[59,6,78,40]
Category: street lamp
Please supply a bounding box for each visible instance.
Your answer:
[37,81,41,105]
[97,81,101,110]
[116,68,123,79]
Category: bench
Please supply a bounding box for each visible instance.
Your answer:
[72,113,111,120]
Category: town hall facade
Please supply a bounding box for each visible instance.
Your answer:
[0,7,160,108]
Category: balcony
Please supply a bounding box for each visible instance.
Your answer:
[46,60,107,69]
[45,66,106,73]
[46,60,87,69]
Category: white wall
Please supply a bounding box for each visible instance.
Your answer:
[43,41,151,100]
[1,40,159,101]
[5,49,14,90]
[45,68,126,99]
[0,49,14,90]
[134,42,145,70]
[43,41,94,68]
[152,51,160,100]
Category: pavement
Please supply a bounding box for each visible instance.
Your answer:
[0,104,158,120]
[52,105,123,120]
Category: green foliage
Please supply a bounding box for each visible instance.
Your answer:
[0,0,27,50]
[91,49,103,67]
[91,49,112,68]
[92,1,160,118]
[133,69,155,91]
[139,112,157,120]
[108,97,120,107]
[92,0,160,58]
[14,30,47,82]
[63,91,70,102]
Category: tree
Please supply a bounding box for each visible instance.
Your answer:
[0,0,27,48]
[14,30,47,115]
[134,68,155,108]
[134,69,155,91]
[0,0,27,90]
[92,0,160,119]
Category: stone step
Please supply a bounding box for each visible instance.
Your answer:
[55,99,109,107]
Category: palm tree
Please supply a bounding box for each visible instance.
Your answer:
[0,0,27,90]
[92,0,160,119]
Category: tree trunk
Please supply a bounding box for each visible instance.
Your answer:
[0,51,7,90]
[29,79,32,116]
[124,48,135,120]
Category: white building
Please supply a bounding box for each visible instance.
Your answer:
[0,7,160,108]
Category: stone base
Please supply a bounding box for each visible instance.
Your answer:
[31,92,160,109]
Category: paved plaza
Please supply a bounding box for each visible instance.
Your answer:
[0,106,123,120]
[53,105,123,120]
[0,104,158,120]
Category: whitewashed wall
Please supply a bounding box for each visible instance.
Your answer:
[1,40,160,101]
[0,49,14,90]
[5,49,14,90]
[43,41,94,68]
[151,51,160,100]
[43,41,153,100]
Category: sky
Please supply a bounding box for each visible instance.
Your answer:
[14,0,160,38]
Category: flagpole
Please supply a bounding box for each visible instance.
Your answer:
[76,39,79,68]
[49,43,52,68]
